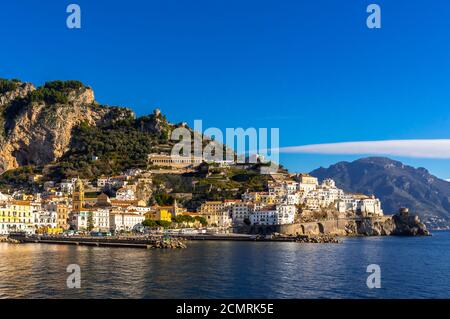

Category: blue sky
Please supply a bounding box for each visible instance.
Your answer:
[1,0,450,178]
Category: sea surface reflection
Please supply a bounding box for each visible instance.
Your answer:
[1,232,449,298]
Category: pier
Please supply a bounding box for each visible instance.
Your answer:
[7,234,187,249]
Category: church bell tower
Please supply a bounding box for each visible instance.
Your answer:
[73,178,85,212]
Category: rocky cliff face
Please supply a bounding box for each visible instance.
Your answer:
[345,213,430,236]
[0,80,134,173]
[0,81,35,108]
[243,211,430,237]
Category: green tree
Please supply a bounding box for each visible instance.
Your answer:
[142,219,158,228]
[172,215,196,225]
[87,212,94,231]
[154,193,175,206]
[156,220,172,228]
[0,78,19,94]
[195,216,208,226]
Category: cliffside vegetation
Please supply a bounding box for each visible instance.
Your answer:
[48,112,172,180]
[0,78,20,94]
[28,80,85,104]
[3,80,86,125]
[151,165,271,210]
[0,165,41,192]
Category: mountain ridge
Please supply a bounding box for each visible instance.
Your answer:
[310,157,450,227]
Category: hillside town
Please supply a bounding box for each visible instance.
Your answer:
[0,156,384,236]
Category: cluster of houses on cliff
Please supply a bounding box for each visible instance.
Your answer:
[198,173,383,228]
[0,165,383,235]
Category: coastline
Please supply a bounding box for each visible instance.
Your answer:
[235,211,430,237]
[1,232,448,299]
[2,208,429,249]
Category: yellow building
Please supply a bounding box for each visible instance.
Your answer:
[242,192,275,204]
[72,178,84,212]
[56,204,70,230]
[145,201,183,221]
[198,201,233,228]
[199,201,227,214]
[156,209,172,222]
[258,193,275,204]
[19,194,34,201]
[0,200,33,234]
[145,208,173,222]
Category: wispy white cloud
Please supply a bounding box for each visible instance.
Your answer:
[278,139,450,159]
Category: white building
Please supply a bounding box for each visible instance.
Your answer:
[305,198,319,211]
[0,192,11,203]
[284,181,299,194]
[249,204,296,226]
[70,209,110,231]
[231,203,253,225]
[296,174,318,194]
[217,211,233,228]
[317,188,344,207]
[298,178,345,209]
[336,194,358,213]
[335,194,383,217]
[92,209,110,231]
[97,177,109,188]
[109,176,129,188]
[276,204,296,224]
[356,196,383,216]
[33,211,58,229]
[60,181,74,194]
[127,205,153,215]
[284,193,301,205]
[70,211,89,230]
[110,212,145,232]
[116,188,135,201]
[322,178,336,188]
[124,168,143,177]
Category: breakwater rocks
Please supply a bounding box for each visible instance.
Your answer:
[296,235,340,244]
[271,233,340,243]
[7,235,187,249]
[150,238,187,249]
